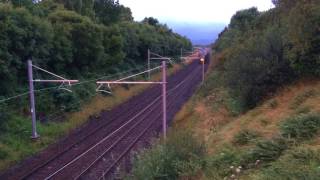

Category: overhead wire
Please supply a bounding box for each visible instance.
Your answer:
[0,52,187,105]
[0,65,148,103]
[39,64,164,122]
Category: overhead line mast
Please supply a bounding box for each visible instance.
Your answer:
[28,60,78,139]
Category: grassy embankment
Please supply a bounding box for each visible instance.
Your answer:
[0,63,182,172]
[130,54,320,179]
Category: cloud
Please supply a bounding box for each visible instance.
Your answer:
[119,0,274,23]
[168,22,226,45]
[119,0,274,45]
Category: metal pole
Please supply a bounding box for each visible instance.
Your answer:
[28,60,39,139]
[147,49,150,80]
[162,61,167,139]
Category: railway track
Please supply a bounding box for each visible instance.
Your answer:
[73,63,202,180]
[0,59,209,180]
[95,65,203,180]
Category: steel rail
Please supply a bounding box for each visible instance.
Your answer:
[73,94,168,179]
[96,66,202,179]
[43,96,160,180]
[78,66,201,179]
[45,65,200,180]
[17,62,201,180]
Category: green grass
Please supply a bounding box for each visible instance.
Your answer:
[130,129,206,179]
[0,115,68,171]
[251,147,320,179]
[204,146,244,180]
[280,113,320,140]
[241,137,289,166]
[232,129,260,146]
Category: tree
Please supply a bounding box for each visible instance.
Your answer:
[285,1,320,76]
[229,7,259,32]
[118,5,133,22]
[0,3,52,94]
[142,17,159,26]
[93,0,121,25]
[53,0,94,18]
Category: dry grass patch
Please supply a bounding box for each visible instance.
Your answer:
[174,79,320,155]
[66,64,183,130]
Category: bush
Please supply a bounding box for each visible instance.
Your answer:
[280,113,320,140]
[205,147,243,179]
[241,137,288,165]
[131,130,206,179]
[52,90,81,112]
[285,1,320,76]
[204,138,289,178]
[219,23,295,112]
[232,129,259,145]
[256,147,320,179]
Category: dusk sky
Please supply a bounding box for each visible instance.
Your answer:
[119,0,274,45]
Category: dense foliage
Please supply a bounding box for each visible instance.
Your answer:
[0,0,191,129]
[212,0,320,112]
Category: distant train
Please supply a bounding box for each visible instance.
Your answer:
[183,47,210,65]
[196,48,209,64]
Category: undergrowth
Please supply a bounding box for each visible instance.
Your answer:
[232,129,260,146]
[280,113,320,140]
[130,129,206,179]
[251,147,320,179]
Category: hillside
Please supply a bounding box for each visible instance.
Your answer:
[175,71,320,179]
[128,0,320,179]
[129,53,320,180]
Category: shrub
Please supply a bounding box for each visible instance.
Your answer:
[241,137,288,165]
[221,26,295,112]
[232,129,259,145]
[280,113,320,140]
[131,130,206,179]
[256,147,320,179]
[285,1,320,76]
[52,90,81,112]
[204,147,243,179]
